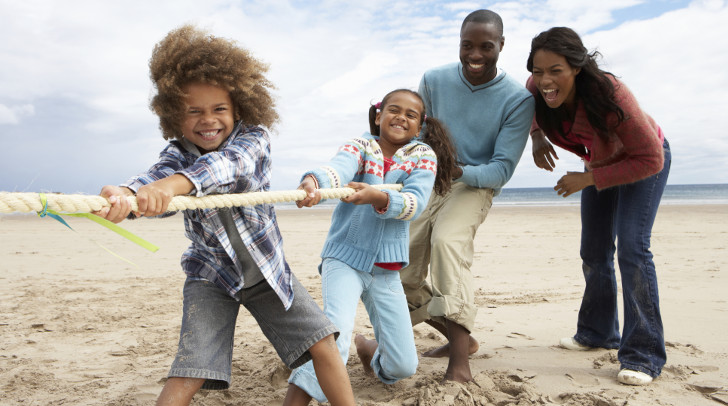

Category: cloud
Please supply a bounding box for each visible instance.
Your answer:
[0,104,35,125]
[582,0,728,184]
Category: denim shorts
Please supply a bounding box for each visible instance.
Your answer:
[168,275,338,390]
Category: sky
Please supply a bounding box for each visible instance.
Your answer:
[1,0,726,195]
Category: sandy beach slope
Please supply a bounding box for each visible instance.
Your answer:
[0,204,726,405]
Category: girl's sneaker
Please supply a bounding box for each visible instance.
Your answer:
[617,369,653,386]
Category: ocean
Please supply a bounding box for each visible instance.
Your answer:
[274,183,728,209]
[495,183,728,206]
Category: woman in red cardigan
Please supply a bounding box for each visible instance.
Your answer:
[526,27,671,386]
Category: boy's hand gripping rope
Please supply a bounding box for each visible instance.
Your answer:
[0,184,404,214]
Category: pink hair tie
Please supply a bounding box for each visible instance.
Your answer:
[374,102,382,109]
[424,114,427,121]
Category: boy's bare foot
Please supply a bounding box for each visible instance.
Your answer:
[422,336,479,358]
[354,334,377,376]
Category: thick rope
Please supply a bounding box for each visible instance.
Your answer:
[0,184,403,214]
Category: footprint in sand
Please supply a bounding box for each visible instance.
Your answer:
[565,372,601,387]
[662,363,721,382]
[131,384,161,403]
[559,391,621,406]
[592,351,619,369]
[267,362,290,388]
[666,341,704,355]
[406,370,540,406]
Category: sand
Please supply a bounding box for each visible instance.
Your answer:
[0,204,726,405]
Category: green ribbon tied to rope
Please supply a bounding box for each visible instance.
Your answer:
[36,193,159,265]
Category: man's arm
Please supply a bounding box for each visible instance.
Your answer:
[459,95,535,189]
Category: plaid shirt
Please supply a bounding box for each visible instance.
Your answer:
[122,122,294,309]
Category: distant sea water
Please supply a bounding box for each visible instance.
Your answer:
[274,183,728,210]
[495,183,728,207]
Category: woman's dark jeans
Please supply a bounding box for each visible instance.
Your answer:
[574,139,671,378]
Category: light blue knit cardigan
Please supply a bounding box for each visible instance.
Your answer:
[303,132,437,272]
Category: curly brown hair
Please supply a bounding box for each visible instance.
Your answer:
[149,24,279,140]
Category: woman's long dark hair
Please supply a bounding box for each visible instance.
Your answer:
[369,89,457,196]
[526,27,625,141]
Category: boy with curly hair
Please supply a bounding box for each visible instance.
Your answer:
[93,25,354,406]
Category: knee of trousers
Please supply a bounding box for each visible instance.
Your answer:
[431,232,471,253]
[580,244,616,264]
[429,237,475,274]
[378,355,418,382]
[388,359,418,381]
[616,243,653,265]
[400,275,426,292]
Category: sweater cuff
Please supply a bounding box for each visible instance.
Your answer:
[459,166,477,187]
[302,174,319,190]
[373,192,390,214]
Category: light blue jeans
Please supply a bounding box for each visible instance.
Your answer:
[288,258,418,402]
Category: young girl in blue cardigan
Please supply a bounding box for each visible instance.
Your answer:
[284,89,457,405]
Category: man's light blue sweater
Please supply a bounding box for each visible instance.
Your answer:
[419,63,535,194]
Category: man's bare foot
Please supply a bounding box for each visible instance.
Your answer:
[422,336,479,358]
[354,334,377,376]
[442,320,473,383]
[442,367,473,383]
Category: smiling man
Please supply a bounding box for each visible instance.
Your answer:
[399,9,535,383]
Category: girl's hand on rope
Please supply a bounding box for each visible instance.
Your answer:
[340,182,388,209]
[296,176,321,208]
[93,185,134,223]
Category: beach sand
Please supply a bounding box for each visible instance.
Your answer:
[0,204,726,405]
